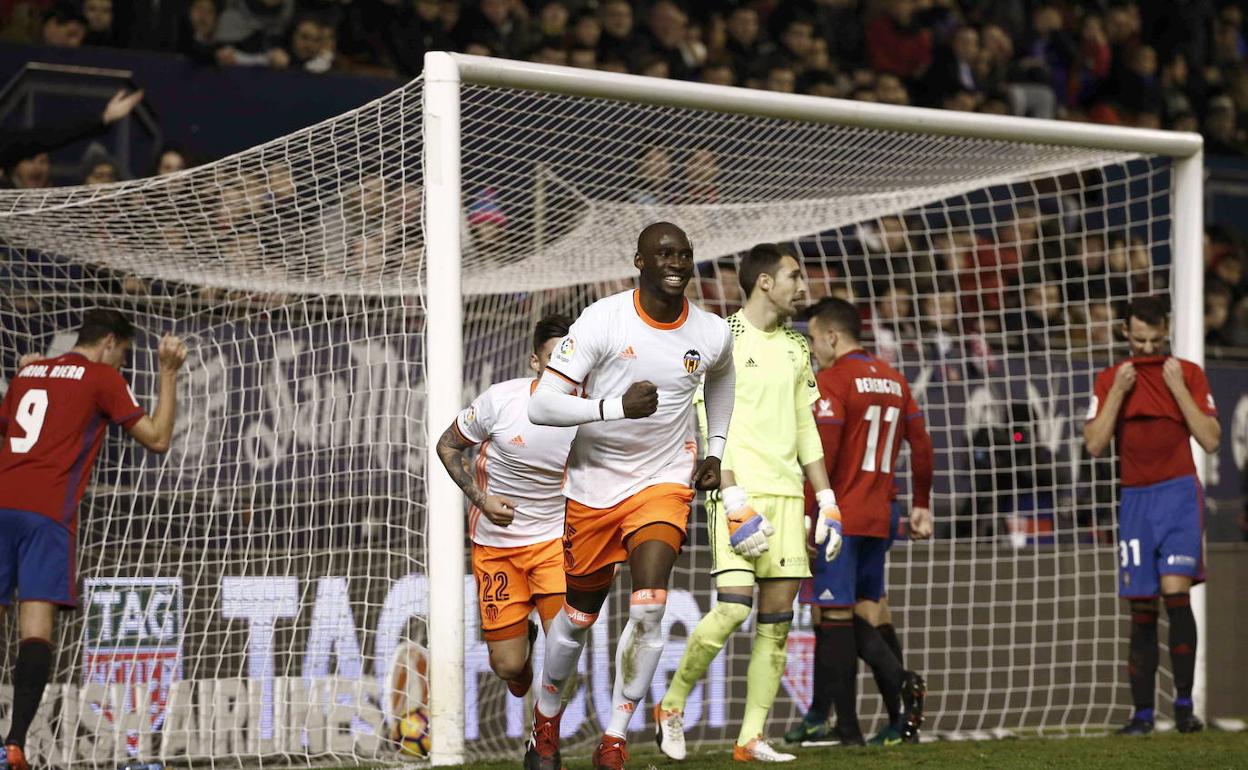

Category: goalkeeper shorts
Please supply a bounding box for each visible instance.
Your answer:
[471,537,565,641]
[709,493,809,587]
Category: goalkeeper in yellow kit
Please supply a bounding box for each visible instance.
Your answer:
[655,244,842,762]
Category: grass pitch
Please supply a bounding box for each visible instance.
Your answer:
[444,729,1248,770]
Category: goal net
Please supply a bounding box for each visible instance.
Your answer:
[0,55,1201,766]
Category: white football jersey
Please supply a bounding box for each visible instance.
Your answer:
[547,290,733,508]
[455,377,574,547]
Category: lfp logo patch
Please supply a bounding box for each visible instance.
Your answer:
[683,349,702,374]
[556,337,576,362]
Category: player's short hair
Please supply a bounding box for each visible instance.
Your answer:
[532,313,573,353]
[76,308,135,346]
[1126,295,1169,327]
[804,297,861,341]
[738,243,791,299]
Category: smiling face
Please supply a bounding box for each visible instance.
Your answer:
[635,224,694,298]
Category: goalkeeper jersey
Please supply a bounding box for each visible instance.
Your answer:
[720,312,823,498]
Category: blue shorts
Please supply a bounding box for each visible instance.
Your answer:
[800,533,890,608]
[0,508,75,607]
[1117,476,1205,599]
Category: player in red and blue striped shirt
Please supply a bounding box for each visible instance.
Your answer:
[1084,296,1220,736]
[0,309,186,768]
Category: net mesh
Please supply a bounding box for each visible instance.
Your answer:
[0,70,1183,765]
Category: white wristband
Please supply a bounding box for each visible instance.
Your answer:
[706,435,727,458]
[722,485,748,514]
[815,489,837,510]
[600,397,626,421]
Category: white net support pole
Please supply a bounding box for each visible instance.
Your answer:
[423,51,467,766]
[1170,151,1206,720]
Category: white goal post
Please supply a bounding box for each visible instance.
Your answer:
[422,52,1204,766]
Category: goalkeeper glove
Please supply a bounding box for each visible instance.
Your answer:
[813,488,843,561]
[723,485,773,559]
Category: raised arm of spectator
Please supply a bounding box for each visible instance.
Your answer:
[0,90,143,172]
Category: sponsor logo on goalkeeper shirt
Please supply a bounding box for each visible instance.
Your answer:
[81,578,184,746]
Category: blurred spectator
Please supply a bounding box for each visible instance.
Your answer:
[386,0,451,79]
[1083,299,1117,349]
[765,62,797,94]
[641,0,692,80]
[922,24,981,107]
[8,153,50,188]
[866,0,932,81]
[1069,13,1111,108]
[1206,279,1235,346]
[182,0,219,64]
[289,16,335,72]
[83,159,119,185]
[40,3,85,47]
[215,0,293,54]
[725,5,773,84]
[1212,249,1246,297]
[870,279,916,364]
[700,58,735,87]
[154,147,190,175]
[1018,4,1075,106]
[874,72,909,105]
[598,0,636,66]
[461,0,534,59]
[1202,95,1248,156]
[631,145,671,205]
[568,47,596,69]
[1,89,143,187]
[679,148,718,204]
[570,11,599,50]
[1006,272,1065,351]
[537,0,568,45]
[81,0,114,47]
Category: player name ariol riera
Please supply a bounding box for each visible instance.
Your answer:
[853,377,903,396]
[18,364,87,380]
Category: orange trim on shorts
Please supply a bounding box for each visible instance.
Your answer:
[625,521,685,555]
[534,593,564,623]
[483,618,529,642]
[630,589,667,605]
[633,289,688,330]
[566,564,615,592]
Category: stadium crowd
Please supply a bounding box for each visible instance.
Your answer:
[3,0,1248,352]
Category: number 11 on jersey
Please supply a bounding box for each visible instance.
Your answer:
[861,404,900,473]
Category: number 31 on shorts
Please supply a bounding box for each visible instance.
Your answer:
[1119,538,1141,568]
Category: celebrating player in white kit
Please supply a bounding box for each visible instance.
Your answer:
[436,314,576,697]
[524,222,735,770]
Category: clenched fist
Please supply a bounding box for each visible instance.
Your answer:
[622,380,659,419]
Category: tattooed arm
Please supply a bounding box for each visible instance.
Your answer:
[435,420,516,526]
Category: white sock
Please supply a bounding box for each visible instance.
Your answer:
[605,590,668,738]
[536,603,596,718]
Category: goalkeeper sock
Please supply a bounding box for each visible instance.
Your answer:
[1127,605,1159,714]
[606,590,667,739]
[806,621,836,723]
[824,618,859,731]
[737,612,792,746]
[536,603,596,718]
[5,637,53,749]
[854,616,903,725]
[661,594,750,712]
[1164,593,1196,702]
[878,622,904,668]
